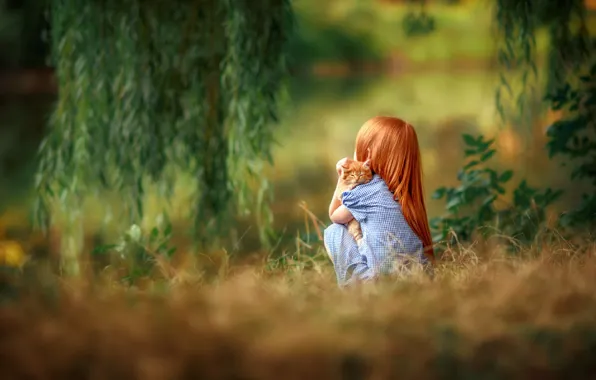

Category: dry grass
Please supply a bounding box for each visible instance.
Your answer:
[1,235,596,379]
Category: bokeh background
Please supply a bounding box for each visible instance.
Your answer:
[0,0,593,254]
[2,4,596,378]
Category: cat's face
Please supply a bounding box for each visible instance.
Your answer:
[340,159,373,186]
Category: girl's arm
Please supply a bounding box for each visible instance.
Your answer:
[328,181,342,219]
[330,205,354,224]
[328,179,355,224]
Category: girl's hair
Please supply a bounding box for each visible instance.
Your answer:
[355,116,434,260]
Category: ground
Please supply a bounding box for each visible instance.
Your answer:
[1,236,596,379]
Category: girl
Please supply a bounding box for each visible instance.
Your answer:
[324,116,434,286]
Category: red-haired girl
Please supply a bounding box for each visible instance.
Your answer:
[324,116,434,285]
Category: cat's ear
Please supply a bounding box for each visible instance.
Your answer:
[363,158,371,168]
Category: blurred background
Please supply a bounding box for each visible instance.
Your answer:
[0,0,593,254]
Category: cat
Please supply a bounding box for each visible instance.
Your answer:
[335,158,373,245]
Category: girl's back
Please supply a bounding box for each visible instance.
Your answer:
[340,174,426,275]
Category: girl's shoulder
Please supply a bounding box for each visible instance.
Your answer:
[343,174,396,205]
[357,174,389,193]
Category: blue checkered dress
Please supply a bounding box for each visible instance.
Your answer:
[323,174,429,286]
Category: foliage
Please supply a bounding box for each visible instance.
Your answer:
[286,15,382,68]
[33,0,294,256]
[494,0,592,117]
[430,134,563,251]
[545,61,596,228]
[494,0,596,229]
[92,218,176,285]
[402,10,436,37]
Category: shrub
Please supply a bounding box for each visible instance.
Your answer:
[430,134,563,253]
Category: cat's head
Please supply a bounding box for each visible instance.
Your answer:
[340,158,373,185]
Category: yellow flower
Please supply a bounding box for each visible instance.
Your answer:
[0,240,26,268]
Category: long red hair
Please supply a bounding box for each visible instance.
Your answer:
[355,116,434,261]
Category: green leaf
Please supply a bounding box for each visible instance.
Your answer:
[432,233,445,243]
[480,149,496,162]
[150,227,159,243]
[479,139,495,151]
[92,244,118,255]
[446,197,461,210]
[166,247,177,257]
[482,194,497,207]
[499,170,513,183]
[464,160,479,170]
[464,149,477,157]
[429,217,442,229]
[164,223,172,237]
[499,73,512,95]
[432,187,446,200]
[157,242,168,253]
[456,169,465,181]
[462,134,477,147]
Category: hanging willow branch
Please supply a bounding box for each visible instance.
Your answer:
[494,0,596,228]
[494,0,592,119]
[33,0,294,247]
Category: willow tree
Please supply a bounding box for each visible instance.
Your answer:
[494,0,596,228]
[33,0,293,273]
[494,0,593,111]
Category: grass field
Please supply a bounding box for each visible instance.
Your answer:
[2,237,596,379]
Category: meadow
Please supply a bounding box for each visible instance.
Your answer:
[1,1,596,378]
[2,235,596,379]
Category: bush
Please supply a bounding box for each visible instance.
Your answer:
[287,15,382,68]
[430,134,563,253]
[545,61,596,229]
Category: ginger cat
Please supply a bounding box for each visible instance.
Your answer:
[335,158,373,245]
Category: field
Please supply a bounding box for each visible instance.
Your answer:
[2,238,596,379]
[1,1,596,378]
